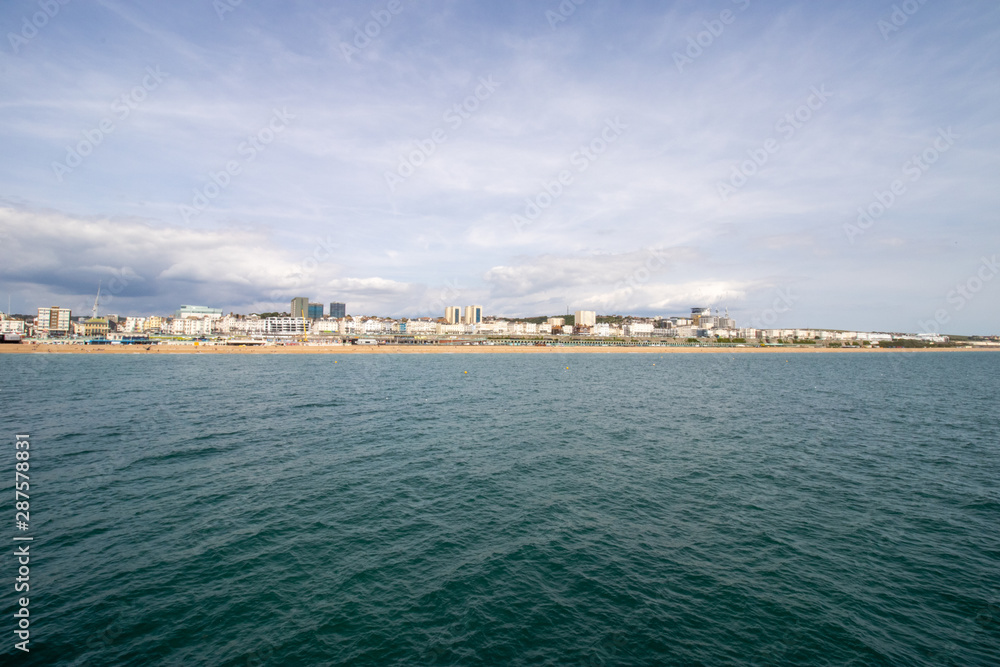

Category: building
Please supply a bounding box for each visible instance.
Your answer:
[175,305,223,319]
[311,319,340,335]
[445,306,461,324]
[547,317,565,327]
[82,318,110,338]
[406,320,438,335]
[290,297,310,318]
[145,316,165,333]
[170,317,214,337]
[362,318,391,335]
[265,317,309,337]
[307,302,324,319]
[464,305,483,325]
[574,310,597,327]
[691,307,711,326]
[477,321,508,335]
[438,323,467,335]
[670,326,697,339]
[36,307,71,336]
[122,317,147,333]
[624,322,654,337]
[0,314,26,336]
[329,302,346,319]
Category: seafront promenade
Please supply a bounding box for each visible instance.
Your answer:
[2,343,995,355]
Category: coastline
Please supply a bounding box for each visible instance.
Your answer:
[1,343,995,355]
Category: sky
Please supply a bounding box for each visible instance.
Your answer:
[0,0,998,334]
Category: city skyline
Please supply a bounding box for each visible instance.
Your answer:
[1,1,998,334]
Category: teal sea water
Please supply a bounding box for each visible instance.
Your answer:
[2,351,999,665]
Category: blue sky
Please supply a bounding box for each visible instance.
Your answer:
[1,0,998,333]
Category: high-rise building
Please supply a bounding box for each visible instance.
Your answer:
[329,302,346,319]
[445,306,461,324]
[36,306,71,336]
[291,297,310,318]
[691,307,711,326]
[307,302,324,319]
[574,310,597,327]
[463,305,483,325]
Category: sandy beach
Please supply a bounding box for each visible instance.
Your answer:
[1,343,993,355]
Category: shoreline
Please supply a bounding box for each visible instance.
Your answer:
[1,343,996,355]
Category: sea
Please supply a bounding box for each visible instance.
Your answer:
[1,351,998,665]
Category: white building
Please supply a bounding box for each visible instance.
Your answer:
[0,315,25,335]
[213,314,241,334]
[574,310,597,327]
[263,317,308,337]
[623,323,654,337]
[477,321,508,335]
[122,317,147,333]
[362,319,386,335]
[170,317,214,337]
[405,320,437,335]
[668,326,697,338]
[311,319,340,334]
[760,329,794,339]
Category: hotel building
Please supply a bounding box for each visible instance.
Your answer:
[463,305,483,325]
[36,306,71,336]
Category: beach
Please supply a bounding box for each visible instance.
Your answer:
[1,343,992,355]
